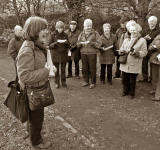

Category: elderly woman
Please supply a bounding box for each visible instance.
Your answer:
[8,25,23,74]
[119,21,147,99]
[148,34,160,101]
[50,21,70,88]
[99,23,117,84]
[141,16,159,82]
[17,16,52,149]
[77,19,102,89]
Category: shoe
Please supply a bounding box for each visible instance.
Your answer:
[151,97,160,101]
[113,75,120,78]
[101,81,105,85]
[55,84,60,89]
[130,95,135,99]
[33,141,52,149]
[81,82,89,87]
[149,90,155,95]
[107,80,112,85]
[122,93,128,96]
[89,84,96,89]
[62,83,67,88]
[75,76,80,79]
[138,78,147,82]
[67,75,73,78]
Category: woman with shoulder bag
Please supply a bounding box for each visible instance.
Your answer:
[17,16,55,149]
[119,21,147,99]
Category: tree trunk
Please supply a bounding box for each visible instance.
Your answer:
[12,0,22,25]
[25,0,31,17]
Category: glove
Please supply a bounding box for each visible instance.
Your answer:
[49,42,57,49]
[130,51,140,57]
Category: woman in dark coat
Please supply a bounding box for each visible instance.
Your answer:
[17,16,52,149]
[99,23,117,84]
[49,21,70,88]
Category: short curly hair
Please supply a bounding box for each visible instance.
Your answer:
[23,16,48,41]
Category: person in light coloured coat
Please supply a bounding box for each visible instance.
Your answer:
[119,21,147,99]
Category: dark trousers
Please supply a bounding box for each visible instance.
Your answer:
[68,59,80,76]
[115,55,121,77]
[142,56,149,80]
[54,62,66,85]
[81,54,97,84]
[100,64,112,82]
[122,72,138,96]
[28,108,44,146]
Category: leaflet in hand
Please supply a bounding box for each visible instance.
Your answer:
[57,39,67,43]
[103,45,114,51]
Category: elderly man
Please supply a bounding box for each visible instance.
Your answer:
[77,19,102,89]
[140,16,159,82]
[8,25,23,74]
[65,21,81,78]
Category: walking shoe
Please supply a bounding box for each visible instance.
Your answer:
[101,81,105,85]
[151,97,160,101]
[62,83,67,88]
[81,82,89,87]
[89,84,96,89]
[149,90,155,95]
[67,75,73,78]
[107,80,112,85]
[130,95,135,99]
[33,141,52,149]
[55,84,60,89]
[75,75,80,79]
[113,75,120,78]
[122,93,128,97]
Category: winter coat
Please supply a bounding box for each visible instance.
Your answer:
[49,31,70,63]
[149,34,160,65]
[120,37,147,74]
[99,34,117,64]
[65,29,81,61]
[115,28,129,50]
[77,29,102,55]
[17,40,49,89]
[142,26,159,47]
[8,35,23,60]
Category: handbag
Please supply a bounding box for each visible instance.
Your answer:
[4,80,29,123]
[27,81,55,111]
[118,36,141,64]
[118,53,128,64]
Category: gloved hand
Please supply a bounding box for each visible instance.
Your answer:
[130,51,140,57]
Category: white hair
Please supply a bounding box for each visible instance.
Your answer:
[84,19,92,27]
[148,16,158,23]
[14,25,22,33]
[126,20,136,31]
[103,23,111,29]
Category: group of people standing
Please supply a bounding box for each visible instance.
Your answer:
[6,14,160,148]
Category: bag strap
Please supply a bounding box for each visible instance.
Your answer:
[130,36,141,51]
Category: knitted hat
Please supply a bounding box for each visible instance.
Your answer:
[70,21,77,25]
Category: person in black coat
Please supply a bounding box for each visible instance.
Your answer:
[50,21,70,88]
[140,16,159,82]
[65,21,81,78]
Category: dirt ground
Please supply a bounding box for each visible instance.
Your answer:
[1,48,160,150]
